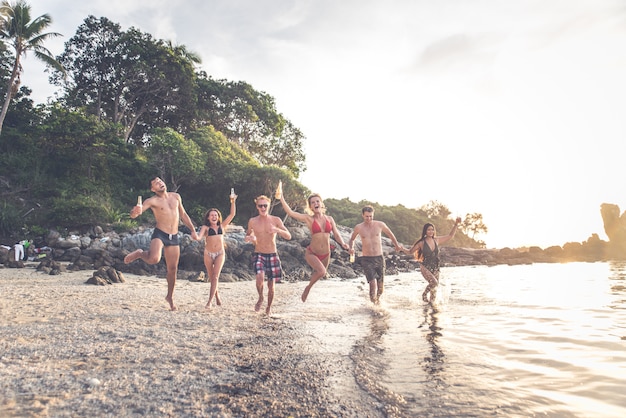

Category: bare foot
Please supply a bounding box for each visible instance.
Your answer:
[216,294,222,306]
[265,307,271,315]
[124,249,143,264]
[254,299,263,312]
[301,285,311,302]
[165,296,177,311]
[204,303,211,311]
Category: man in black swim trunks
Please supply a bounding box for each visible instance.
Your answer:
[348,205,402,304]
[124,177,198,310]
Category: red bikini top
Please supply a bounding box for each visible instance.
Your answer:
[312,218,332,234]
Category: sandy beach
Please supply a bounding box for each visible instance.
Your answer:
[0,264,382,418]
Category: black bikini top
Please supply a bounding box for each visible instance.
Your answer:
[208,226,223,236]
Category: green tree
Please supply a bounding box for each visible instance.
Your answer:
[117,30,200,141]
[195,74,306,176]
[187,126,256,189]
[252,119,306,176]
[0,0,64,135]
[420,200,451,221]
[40,105,123,183]
[52,16,200,142]
[50,16,124,119]
[462,212,488,240]
[145,128,205,192]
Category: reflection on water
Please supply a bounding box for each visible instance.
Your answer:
[296,262,626,417]
[609,261,626,314]
[351,306,408,417]
[419,305,445,388]
[382,262,626,417]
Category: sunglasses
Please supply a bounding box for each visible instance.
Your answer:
[257,204,268,208]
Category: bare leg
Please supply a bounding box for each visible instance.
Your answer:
[376,279,384,304]
[204,252,225,310]
[204,253,214,310]
[255,273,264,312]
[163,245,180,311]
[125,238,164,265]
[124,249,143,264]
[301,252,328,302]
[266,279,275,315]
[205,276,219,310]
[213,252,225,306]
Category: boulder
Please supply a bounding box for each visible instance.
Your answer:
[86,266,125,285]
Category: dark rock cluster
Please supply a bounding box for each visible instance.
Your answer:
[0,220,621,283]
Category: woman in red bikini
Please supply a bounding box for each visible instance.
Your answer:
[195,193,237,311]
[279,190,349,302]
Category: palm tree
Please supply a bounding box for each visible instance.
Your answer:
[0,0,64,135]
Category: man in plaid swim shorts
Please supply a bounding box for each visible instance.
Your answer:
[245,195,291,315]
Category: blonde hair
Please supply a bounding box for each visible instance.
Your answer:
[305,193,325,215]
[254,195,270,204]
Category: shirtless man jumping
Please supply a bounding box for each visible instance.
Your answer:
[124,177,198,310]
[348,205,402,304]
[245,195,291,315]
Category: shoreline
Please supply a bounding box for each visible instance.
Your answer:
[0,264,382,417]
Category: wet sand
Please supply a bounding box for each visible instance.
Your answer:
[0,264,382,417]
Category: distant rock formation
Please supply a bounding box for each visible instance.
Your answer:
[600,203,626,256]
[5,204,626,277]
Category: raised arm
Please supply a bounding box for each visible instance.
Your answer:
[129,196,151,219]
[279,194,310,224]
[222,195,237,228]
[436,217,461,245]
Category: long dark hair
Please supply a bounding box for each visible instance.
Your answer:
[413,222,435,261]
[203,208,222,227]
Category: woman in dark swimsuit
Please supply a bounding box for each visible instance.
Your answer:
[403,217,461,303]
[279,190,349,302]
[195,193,237,310]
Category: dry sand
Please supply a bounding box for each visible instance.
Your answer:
[0,264,383,417]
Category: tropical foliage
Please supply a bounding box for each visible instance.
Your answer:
[0,0,64,134]
[0,3,485,249]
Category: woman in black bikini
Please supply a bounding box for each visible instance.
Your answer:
[279,190,350,302]
[195,193,237,310]
[403,217,461,303]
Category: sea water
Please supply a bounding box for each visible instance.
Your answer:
[290,261,626,417]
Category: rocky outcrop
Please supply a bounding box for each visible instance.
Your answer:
[86,266,126,285]
[1,221,620,281]
[35,258,66,275]
[0,245,25,268]
[601,203,626,256]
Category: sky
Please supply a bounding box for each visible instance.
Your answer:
[20,0,626,249]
